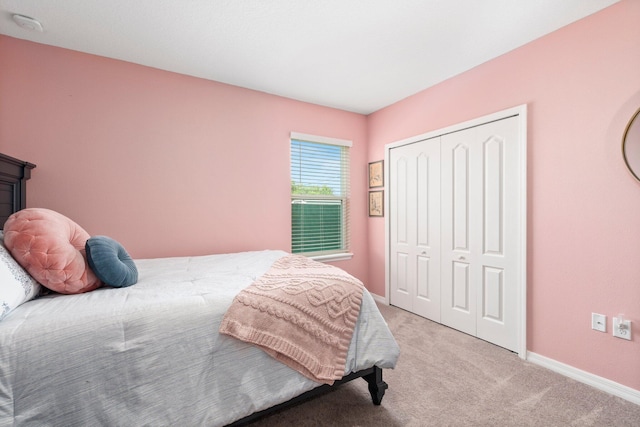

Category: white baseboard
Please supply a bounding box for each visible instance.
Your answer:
[527,352,640,405]
[370,292,387,305]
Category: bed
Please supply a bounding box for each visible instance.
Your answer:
[0,153,400,426]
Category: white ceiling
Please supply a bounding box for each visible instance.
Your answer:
[0,0,620,114]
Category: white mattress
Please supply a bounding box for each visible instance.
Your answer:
[0,250,399,426]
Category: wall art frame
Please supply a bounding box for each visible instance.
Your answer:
[369,190,384,217]
[368,160,384,188]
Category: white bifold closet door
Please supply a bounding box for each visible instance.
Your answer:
[389,137,441,320]
[389,116,520,352]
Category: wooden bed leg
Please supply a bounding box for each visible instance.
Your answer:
[363,366,388,405]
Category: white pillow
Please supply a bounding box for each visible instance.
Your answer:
[0,231,41,321]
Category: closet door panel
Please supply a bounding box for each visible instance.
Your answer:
[413,142,440,320]
[475,118,519,352]
[395,252,410,293]
[452,261,470,312]
[389,139,440,320]
[441,130,477,336]
[416,255,430,300]
[483,137,504,255]
[452,145,470,251]
[389,152,413,311]
[482,266,504,321]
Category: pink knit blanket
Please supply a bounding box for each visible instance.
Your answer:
[219,254,364,385]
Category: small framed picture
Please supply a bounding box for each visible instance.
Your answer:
[369,191,384,217]
[368,160,384,188]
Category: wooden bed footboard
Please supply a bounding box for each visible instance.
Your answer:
[228,366,388,426]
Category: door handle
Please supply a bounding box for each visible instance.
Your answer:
[458,255,466,261]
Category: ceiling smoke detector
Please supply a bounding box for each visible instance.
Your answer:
[12,14,43,32]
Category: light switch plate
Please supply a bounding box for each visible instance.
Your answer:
[591,313,606,332]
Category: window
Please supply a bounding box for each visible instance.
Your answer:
[290,132,352,260]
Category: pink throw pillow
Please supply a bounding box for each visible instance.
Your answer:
[3,208,101,294]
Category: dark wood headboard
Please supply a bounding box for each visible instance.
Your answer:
[0,153,36,229]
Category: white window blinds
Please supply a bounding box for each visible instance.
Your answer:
[290,133,351,257]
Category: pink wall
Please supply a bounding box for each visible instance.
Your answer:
[0,35,369,283]
[367,0,640,390]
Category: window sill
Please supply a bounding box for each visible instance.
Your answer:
[309,252,353,263]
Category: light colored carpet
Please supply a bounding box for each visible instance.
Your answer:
[251,303,640,426]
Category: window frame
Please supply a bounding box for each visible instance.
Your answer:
[290,132,353,262]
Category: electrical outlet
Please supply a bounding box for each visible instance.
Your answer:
[591,313,606,332]
[613,316,632,340]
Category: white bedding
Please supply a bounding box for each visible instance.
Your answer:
[0,250,399,426]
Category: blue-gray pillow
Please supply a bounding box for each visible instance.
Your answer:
[86,236,138,288]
